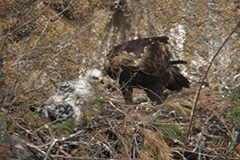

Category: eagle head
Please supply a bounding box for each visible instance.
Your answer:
[85,69,104,84]
[119,55,139,69]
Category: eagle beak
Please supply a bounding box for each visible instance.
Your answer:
[97,77,104,84]
[130,60,139,68]
[134,60,139,67]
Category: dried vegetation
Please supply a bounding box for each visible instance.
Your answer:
[0,0,239,159]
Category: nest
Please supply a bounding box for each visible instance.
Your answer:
[25,100,173,159]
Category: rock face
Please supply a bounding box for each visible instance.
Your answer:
[0,121,36,160]
[97,0,240,83]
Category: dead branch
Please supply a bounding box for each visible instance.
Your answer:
[187,21,240,139]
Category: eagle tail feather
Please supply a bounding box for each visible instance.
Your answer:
[165,67,190,91]
[170,60,187,65]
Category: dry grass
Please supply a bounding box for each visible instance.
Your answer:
[0,0,239,159]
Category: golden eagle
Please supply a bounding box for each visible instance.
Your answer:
[104,36,190,104]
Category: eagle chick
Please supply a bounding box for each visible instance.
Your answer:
[42,69,103,121]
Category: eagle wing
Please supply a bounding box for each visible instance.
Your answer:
[138,41,171,77]
[105,36,169,79]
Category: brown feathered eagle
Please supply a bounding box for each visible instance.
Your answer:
[104,36,190,104]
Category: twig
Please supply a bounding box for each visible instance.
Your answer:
[51,155,120,160]
[172,147,240,160]
[26,142,47,156]
[107,119,130,159]
[1,108,34,135]
[109,100,126,115]
[43,138,57,160]
[32,1,73,49]
[0,0,53,47]
[187,21,240,139]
